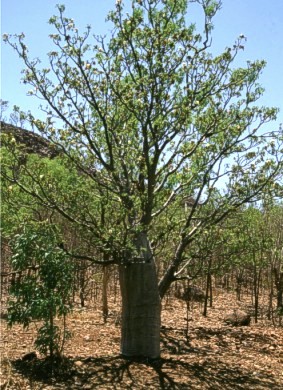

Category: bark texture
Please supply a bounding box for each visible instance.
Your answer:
[119,232,161,358]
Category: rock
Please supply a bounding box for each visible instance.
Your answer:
[83,335,94,342]
[224,309,251,326]
[1,121,59,158]
[175,285,205,302]
[74,360,84,367]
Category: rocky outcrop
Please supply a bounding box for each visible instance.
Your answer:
[224,309,251,326]
[175,285,205,302]
[1,121,59,158]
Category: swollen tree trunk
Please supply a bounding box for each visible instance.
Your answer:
[119,232,161,358]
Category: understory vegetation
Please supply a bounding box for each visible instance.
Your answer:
[1,0,283,387]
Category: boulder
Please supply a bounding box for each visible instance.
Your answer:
[224,309,251,326]
[175,285,205,302]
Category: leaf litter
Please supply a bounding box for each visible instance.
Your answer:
[1,290,283,389]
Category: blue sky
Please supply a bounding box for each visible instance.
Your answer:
[1,0,283,130]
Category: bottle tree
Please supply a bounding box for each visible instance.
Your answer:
[2,0,283,358]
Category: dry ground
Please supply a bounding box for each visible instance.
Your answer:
[1,290,283,389]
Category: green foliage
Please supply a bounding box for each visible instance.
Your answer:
[7,222,74,359]
[227,207,273,270]
[0,148,34,237]
[2,0,283,293]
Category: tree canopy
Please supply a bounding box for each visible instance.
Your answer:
[2,0,283,358]
[2,0,282,269]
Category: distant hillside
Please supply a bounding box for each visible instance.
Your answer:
[0,121,59,158]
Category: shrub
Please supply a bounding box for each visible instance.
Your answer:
[8,222,74,361]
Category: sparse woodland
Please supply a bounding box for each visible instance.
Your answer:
[1,214,283,388]
[1,0,283,388]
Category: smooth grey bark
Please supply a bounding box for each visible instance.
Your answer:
[119,232,161,358]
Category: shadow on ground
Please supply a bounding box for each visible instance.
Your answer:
[11,333,279,390]
[161,324,279,355]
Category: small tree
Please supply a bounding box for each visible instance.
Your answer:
[2,0,283,358]
[8,222,74,361]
